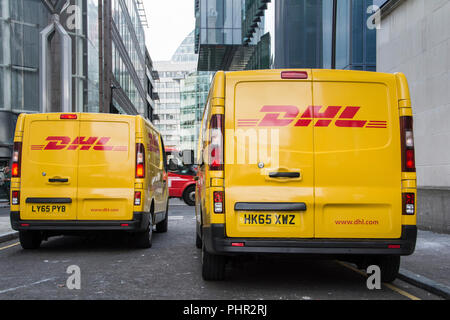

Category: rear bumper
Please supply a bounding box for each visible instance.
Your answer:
[10,211,150,232]
[203,225,417,256]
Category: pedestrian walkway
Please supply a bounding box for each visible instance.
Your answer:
[0,215,15,242]
[401,230,450,288]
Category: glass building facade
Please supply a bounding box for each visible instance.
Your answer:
[196,0,377,72]
[0,0,153,117]
[110,0,150,116]
[196,0,260,71]
[270,0,377,71]
[0,0,49,184]
[180,71,213,153]
[0,0,49,113]
[0,0,156,193]
[195,0,242,47]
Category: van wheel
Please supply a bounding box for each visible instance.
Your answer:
[19,231,42,250]
[378,255,401,283]
[156,203,169,233]
[183,185,196,206]
[134,225,153,249]
[202,243,226,281]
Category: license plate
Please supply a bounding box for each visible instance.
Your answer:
[31,205,67,214]
[239,213,298,226]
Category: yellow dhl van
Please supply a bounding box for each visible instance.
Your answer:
[194,70,417,282]
[10,113,169,249]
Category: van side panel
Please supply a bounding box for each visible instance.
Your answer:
[224,70,315,238]
[312,71,403,239]
[144,122,165,215]
[76,114,135,221]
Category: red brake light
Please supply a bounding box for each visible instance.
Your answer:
[136,164,144,178]
[213,191,224,214]
[135,143,145,178]
[12,191,20,205]
[281,71,308,80]
[406,149,415,170]
[400,116,416,172]
[403,193,415,215]
[231,243,245,247]
[11,142,22,178]
[134,191,142,206]
[12,163,19,177]
[209,114,224,171]
[60,114,78,120]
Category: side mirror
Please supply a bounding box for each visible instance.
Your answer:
[182,150,195,165]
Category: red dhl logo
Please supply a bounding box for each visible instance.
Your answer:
[31,137,128,151]
[237,106,387,129]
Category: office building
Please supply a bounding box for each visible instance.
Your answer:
[154,31,198,149]
[377,0,450,233]
[196,0,376,71]
[0,0,157,200]
[180,71,214,153]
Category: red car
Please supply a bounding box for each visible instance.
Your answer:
[165,148,196,206]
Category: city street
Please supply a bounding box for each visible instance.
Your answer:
[0,201,442,300]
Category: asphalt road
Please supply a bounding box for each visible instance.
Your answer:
[0,206,9,218]
[0,200,441,300]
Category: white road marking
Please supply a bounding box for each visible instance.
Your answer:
[169,216,184,220]
[0,278,56,294]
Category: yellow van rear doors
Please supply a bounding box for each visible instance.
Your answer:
[21,114,80,220]
[76,114,135,221]
[312,70,402,239]
[225,70,315,238]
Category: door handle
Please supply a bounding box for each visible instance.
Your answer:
[269,172,301,179]
[49,178,69,183]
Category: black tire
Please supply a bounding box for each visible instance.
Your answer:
[19,231,42,250]
[134,225,153,249]
[156,202,169,233]
[202,242,226,281]
[183,185,196,206]
[378,255,401,283]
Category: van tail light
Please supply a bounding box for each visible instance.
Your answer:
[209,114,224,171]
[400,116,416,172]
[135,143,145,178]
[60,114,78,120]
[213,191,224,214]
[12,191,20,205]
[134,191,142,206]
[403,193,415,215]
[12,142,22,178]
[281,71,308,79]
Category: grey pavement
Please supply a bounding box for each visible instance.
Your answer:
[0,203,439,300]
[0,206,14,241]
[401,230,450,288]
